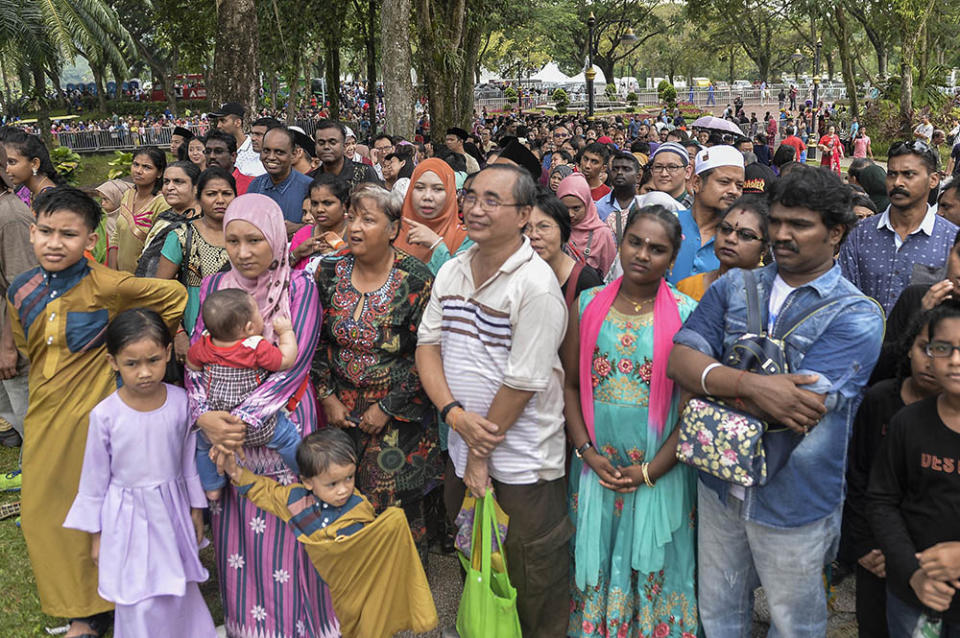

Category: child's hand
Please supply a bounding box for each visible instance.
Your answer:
[272,314,293,335]
[910,568,957,612]
[213,447,241,481]
[191,508,205,546]
[90,533,101,565]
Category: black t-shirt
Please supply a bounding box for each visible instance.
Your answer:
[560,264,603,308]
[843,378,905,560]
[868,396,960,621]
[871,283,930,383]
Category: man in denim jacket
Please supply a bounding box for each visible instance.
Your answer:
[668,166,885,637]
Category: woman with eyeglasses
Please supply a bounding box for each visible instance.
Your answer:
[677,195,769,301]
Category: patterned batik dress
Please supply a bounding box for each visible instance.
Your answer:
[569,285,700,638]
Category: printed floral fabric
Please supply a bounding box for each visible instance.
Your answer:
[569,285,699,637]
[676,397,768,487]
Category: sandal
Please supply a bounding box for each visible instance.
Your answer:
[67,611,113,637]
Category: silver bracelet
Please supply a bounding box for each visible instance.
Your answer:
[700,362,723,395]
[429,236,444,251]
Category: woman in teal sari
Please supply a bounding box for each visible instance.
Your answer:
[561,204,699,638]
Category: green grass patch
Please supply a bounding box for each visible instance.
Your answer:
[0,445,223,636]
[73,153,121,189]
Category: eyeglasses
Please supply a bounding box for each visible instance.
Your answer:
[926,342,960,358]
[462,193,523,213]
[525,221,559,237]
[717,222,763,243]
[650,164,685,174]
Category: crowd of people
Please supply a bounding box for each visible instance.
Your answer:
[3,96,960,638]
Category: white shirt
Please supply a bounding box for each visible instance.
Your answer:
[235,135,266,177]
[417,238,568,484]
[876,205,936,251]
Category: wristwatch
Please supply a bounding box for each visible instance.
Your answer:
[574,441,593,459]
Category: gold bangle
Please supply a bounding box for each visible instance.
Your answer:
[449,409,459,432]
[641,463,655,488]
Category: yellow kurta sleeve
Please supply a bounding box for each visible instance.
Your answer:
[112,268,187,334]
[8,299,25,355]
[233,468,296,522]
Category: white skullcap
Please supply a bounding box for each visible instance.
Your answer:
[695,145,745,175]
[344,126,356,140]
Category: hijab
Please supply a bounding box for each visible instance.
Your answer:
[556,173,617,275]
[549,164,574,181]
[858,164,890,213]
[219,194,292,341]
[95,179,133,212]
[395,158,467,262]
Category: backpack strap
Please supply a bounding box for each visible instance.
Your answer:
[742,269,764,335]
[178,221,195,287]
[564,261,585,308]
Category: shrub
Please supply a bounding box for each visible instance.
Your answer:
[50,146,82,185]
[553,88,569,114]
[107,151,133,180]
[504,87,518,104]
[626,92,638,106]
[604,83,618,100]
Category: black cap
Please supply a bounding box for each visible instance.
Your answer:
[498,140,542,181]
[172,126,194,140]
[210,102,245,118]
[291,129,316,158]
[446,127,468,141]
[743,162,777,194]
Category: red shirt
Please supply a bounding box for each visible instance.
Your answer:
[187,334,283,371]
[782,135,806,162]
[232,168,254,195]
[590,184,611,202]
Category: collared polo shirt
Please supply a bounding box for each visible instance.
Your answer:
[247,169,313,223]
[668,208,720,284]
[235,135,266,177]
[839,206,958,313]
[417,237,568,485]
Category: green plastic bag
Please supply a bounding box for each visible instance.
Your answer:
[455,491,522,638]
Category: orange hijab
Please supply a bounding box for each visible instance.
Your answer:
[396,158,467,262]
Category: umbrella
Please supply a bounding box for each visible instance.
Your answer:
[692,115,743,135]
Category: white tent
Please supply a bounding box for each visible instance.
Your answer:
[567,65,608,87]
[531,63,571,85]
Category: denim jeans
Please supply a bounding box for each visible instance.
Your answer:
[196,412,302,491]
[697,480,841,638]
[887,589,960,638]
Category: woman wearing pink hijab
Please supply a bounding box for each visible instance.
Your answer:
[557,173,618,276]
[185,194,339,637]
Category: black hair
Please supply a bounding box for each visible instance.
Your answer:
[385,145,416,180]
[927,298,960,342]
[33,185,103,231]
[204,129,238,155]
[296,428,358,479]
[611,151,640,172]
[201,288,255,341]
[436,147,467,173]
[579,142,610,163]
[638,164,653,189]
[252,117,282,130]
[309,173,351,204]
[132,146,167,195]
[898,307,936,382]
[3,131,62,183]
[851,190,878,215]
[196,166,237,196]
[373,133,394,146]
[478,163,537,207]
[773,145,797,168]
[533,187,572,244]
[554,149,574,164]
[263,127,296,151]
[623,204,683,259]
[631,140,651,156]
[766,164,857,239]
[940,178,960,203]
[888,140,939,173]
[848,157,873,181]
[105,308,172,356]
[314,119,347,142]
[721,194,770,247]
[166,160,201,186]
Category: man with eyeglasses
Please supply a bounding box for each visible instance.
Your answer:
[650,141,695,209]
[669,165,884,638]
[669,145,745,283]
[371,133,395,180]
[541,124,572,175]
[840,140,956,314]
[416,163,572,637]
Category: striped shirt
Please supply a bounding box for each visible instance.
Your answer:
[418,237,568,484]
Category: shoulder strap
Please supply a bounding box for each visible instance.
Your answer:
[564,262,585,308]
[742,269,764,334]
[780,294,881,340]
[178,221,195,286]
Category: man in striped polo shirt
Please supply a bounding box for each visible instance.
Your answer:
[417,164,573,638]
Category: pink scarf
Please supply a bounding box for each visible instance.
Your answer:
[578,277,680,442]
[557,173,617,275]
[219,194,292,342]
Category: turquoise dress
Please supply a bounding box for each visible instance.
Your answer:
[569,285,699,638]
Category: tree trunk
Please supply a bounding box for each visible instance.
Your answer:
[366,0,377,140]
[270,71,279,111]
[825,50,835,83]
[728,53,734,85]
[415,0,470,143]
[286,57,300,125]
[381,0,415,138]
[212,0,259,125]
[596,57,615,93]
[0,57,9,113]
[324,41,341,118]
[31,64,52,145]
[834,6,859,119]
[917,21,929,91]
[90,60,108,114]
[458,18,481,124]
[877,48,888,79]
[900,46,914,135]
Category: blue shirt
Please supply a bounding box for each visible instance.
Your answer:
[595,191,636,223]
[247,169,313,223]
[674,264,885,527]
[668,208,719,284]
[838,206,958,314]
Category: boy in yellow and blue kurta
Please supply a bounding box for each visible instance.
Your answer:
[216,427,438,638]
[8,186,185,637]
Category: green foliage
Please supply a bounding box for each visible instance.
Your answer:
[50,146,82,185]
[504,86,518,104]
[604,83,618,100]
[106,150,133,179]
[657,79,673,94]
[658,81,677,106]
[626,91,638,105]
[552,88,569,114]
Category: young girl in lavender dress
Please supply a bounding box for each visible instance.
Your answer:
[64,309,217,637]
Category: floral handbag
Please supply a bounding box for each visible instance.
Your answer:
[676,270,846,487]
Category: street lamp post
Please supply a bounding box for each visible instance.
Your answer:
[808,39,823,162]
[586,13,596,118]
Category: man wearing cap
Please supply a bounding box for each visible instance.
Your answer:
[445,127,480,174]
[650,141,695,209]
[314,119,381,188]
[170,126,193,158]
[248,127,312,229]
[204,129,253,195]
[289,127,318,176]
[0,145,36,448]
[494,139,542,182]
[668,146,745,284]
[212,101,265,177]
[742,151,777,194]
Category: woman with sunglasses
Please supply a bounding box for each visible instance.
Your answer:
[677,195,770,301]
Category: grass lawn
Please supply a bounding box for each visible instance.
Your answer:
[0,445,224,637]
[73,152,121,189]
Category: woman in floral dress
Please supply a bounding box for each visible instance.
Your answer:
[561,205,699,638]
